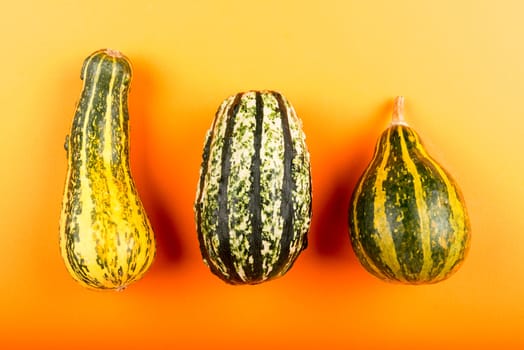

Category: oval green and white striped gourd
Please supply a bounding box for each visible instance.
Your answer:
[195,91,312,285]
[59,49,156,290]
[349,97,471,284]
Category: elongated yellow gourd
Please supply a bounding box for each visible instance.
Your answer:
[59,49,156,290]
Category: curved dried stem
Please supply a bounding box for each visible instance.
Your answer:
[391,96,408,126]
[105,48,123,58]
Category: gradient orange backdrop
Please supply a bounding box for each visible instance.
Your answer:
[1,0,523,349]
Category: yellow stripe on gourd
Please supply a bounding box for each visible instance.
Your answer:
[116,61,136,280]
[74,57,104,285]
[102,57,117,164]
[83,56,115,287]
[371,128,403,279]
[413,134,469,281]
[351,151,381,279]
[350,168,372,274]
[101,57,122,281]
[351,129,394,281]
[398,128,433,281]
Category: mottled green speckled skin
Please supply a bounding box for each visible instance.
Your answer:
[195,91,311,285]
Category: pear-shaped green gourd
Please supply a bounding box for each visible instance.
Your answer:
[59,49,156,290]
[349,97,470,284]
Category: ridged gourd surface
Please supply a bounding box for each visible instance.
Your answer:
[59,49,155,290]
[349,99,470,284]
[195,91,312,285]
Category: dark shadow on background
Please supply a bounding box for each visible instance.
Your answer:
[309,100,392,261]
[129,57,186,267]
[144,183,186,265]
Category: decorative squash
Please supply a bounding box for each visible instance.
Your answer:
[195,91,312,284]
[59,49,156,290]
[349,97,470,284]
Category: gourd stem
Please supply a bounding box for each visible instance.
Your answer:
[391,96,407,125]
[105,48,123,58]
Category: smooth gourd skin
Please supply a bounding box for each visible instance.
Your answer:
[59,49,156,290]
[195,91,312,285]
[349,100,470,284]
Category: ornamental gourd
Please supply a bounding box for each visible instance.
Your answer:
[349,97,471,284]
[195,91,312,285]
[59,49,156,290]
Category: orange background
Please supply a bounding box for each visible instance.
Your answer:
[1,0,523,349]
